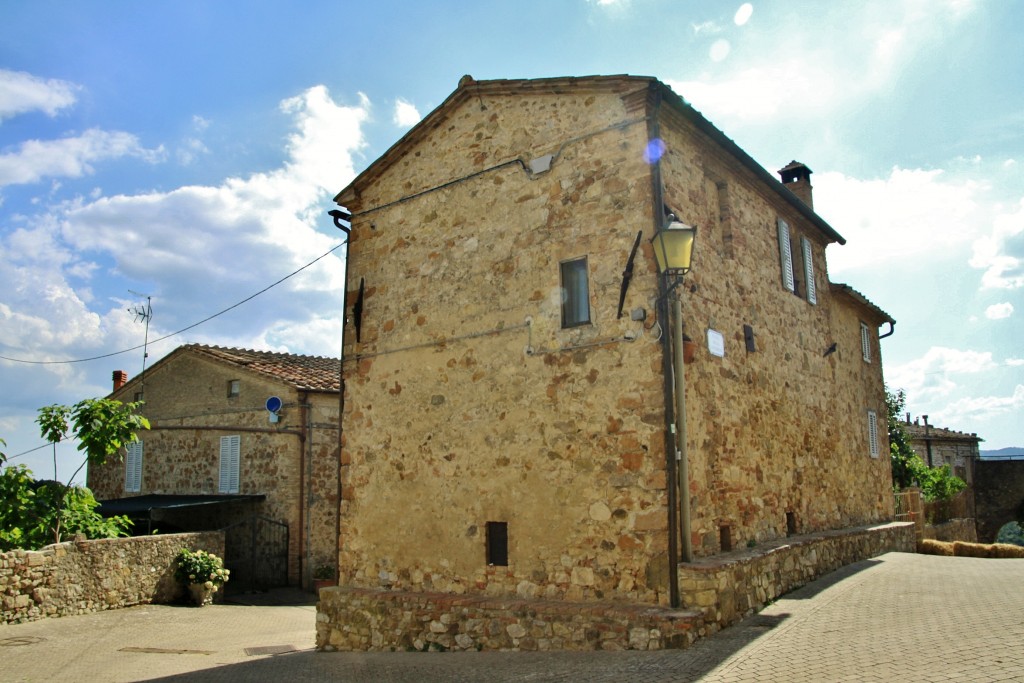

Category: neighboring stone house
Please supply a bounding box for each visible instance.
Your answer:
[329,75,896,613]
[87,344,340,589]
[903,417,982,485]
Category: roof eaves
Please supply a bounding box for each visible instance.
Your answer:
[830,284,896,325]
[653,82,845,246]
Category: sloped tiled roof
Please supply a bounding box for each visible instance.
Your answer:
[830,283,895,325]
[185,344,340,392]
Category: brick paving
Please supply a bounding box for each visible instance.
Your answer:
[2,552,1022,682]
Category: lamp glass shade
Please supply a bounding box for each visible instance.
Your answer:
[652,221,696,275]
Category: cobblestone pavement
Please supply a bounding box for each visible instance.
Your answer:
[2,552,1022,682]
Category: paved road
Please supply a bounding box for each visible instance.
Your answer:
[2,552,1022,682]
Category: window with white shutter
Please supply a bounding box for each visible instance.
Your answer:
[867,410,879,458]
[219,435,241,494]
[861,322,872,363]
[125,441,143,493]
[778,219,795,292]
[801,237,817,304]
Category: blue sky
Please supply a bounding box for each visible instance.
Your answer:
[1,0,1022,482]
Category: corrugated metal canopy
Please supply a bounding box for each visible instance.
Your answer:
[97,493,265,516]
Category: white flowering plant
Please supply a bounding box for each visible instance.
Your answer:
[175,548,230,588]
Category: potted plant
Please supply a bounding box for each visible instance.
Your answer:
[175,548,230,606]
[313,563,336,592]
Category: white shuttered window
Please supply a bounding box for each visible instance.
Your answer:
[801,237,817,304]
[778,219,795,292]
[125,441,143,493]
[861,322,872,363]
[219,435,241,494]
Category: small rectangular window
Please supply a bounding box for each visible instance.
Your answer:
[560,258,591,328]
[125,440,143,493]
[777,219,795,293]
[868,410,879,458]
[219,435,241,493]
[228,379,240,397]
[801,237,817,304]
[486,521,509,566]
[861,323,872,363]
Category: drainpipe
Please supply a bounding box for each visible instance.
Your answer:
[331,210,353,584]
[300,391,313,590]
[647,83,681,608]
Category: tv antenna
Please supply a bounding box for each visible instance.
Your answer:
[128,290,153,401]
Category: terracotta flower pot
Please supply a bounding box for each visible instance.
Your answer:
[683,340,697,364]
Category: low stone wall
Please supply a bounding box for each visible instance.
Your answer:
[1,532,224,625]
[923,519,977,543]
[316,588,705,652]
[317,522,915,653]
[678,522,915,628]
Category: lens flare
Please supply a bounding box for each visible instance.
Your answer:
[644,138,666,164]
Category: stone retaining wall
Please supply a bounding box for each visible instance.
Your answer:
[678,522,915,628]
[317,522,914,652]
[316,587,705,652]
[1,531,224,625]
[923,519,977,543]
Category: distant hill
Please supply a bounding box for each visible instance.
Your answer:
[981,447,1024,458]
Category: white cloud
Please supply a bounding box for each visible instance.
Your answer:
[985,302,1014,320]
[818,167,982,274]
[969,197,1024,289]
[1006,358,1024,367]
[886,346,997,401]
[0,129,165,187]
[0,69,79,122]
[393,98,421,128]
[691,20,721,35]
[0,84,370,428]
[934,384,1024,425]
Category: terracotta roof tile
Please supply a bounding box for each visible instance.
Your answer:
[185,344,340,392]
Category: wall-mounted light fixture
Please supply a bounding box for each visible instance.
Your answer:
[651,215,697,281]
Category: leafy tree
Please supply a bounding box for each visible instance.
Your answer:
[0,466,131,551]
[887,388,920,489]
[886,387,966,501]
[996,522,1024,547]
[34,398,149,544]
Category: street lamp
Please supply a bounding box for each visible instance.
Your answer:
[651,216,696,280]
[653,215,697,569]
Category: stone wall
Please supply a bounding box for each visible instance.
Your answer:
[922,519,977,543]
[1,531,223,625]
[315,522,913,652]
[677,522,914,628]
[974,459,1024,542]
[317,587,705,652]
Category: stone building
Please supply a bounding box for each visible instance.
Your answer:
[903,416,982,485]
[87,344,340,589]
[329,75,895,614]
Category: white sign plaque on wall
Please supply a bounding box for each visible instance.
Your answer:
[707,329,725,358]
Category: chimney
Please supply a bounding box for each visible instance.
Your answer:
[778,160,813,210]
[112,370,128,391]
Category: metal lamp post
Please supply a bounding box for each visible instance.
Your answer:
[652,218,696,564]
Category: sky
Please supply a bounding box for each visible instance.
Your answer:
[1,0,1022,482]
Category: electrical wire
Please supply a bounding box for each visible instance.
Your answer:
[0,241,347,366]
